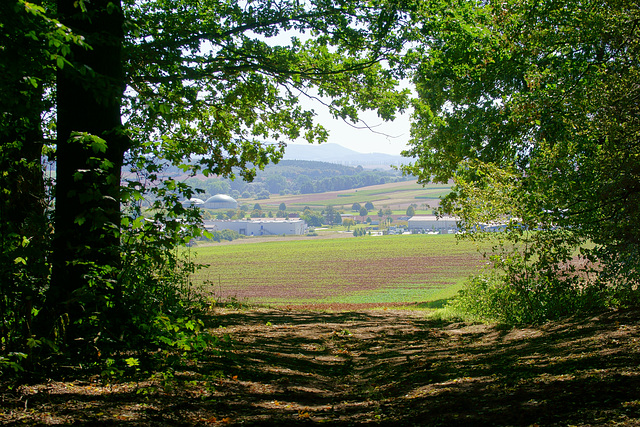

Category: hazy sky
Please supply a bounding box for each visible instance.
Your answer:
[252,29,415,156]
[254,29,414,156]
[287,96,413,156]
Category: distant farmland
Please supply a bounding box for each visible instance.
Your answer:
[191,234,486,308]
[253,180,451,213]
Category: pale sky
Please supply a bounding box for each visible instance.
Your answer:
[288,100,413,156]
[253,29,415,156]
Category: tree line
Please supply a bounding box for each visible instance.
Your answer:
[183,160,407,200]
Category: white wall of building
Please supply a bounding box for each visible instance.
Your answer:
[407,215,459,233]
[204,219,308,236]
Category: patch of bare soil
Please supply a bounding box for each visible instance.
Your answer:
[2,308,640,426]
[197,231,355,247]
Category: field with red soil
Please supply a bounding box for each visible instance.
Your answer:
[192,234,486,307]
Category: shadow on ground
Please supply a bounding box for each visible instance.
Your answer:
[2,308,639,426]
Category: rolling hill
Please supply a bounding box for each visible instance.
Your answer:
[283,143,408,167]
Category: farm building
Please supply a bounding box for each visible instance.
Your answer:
[407,215,459,234]
[181,194,238,209]
[181,197,205,207]
[203,194,238,210]
[203,218,308,236]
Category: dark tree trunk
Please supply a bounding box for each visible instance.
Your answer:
[50,0,127,337]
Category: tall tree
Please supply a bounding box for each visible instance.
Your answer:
[1,0,88,351]
[403,0,640,320]
[50,0,128,328]
[5,0,413,352]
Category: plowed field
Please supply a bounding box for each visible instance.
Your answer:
[192,234,486,307]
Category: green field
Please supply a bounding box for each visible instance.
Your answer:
[305,185,451,207]
[256,180,451,212]
[191,234,485,307]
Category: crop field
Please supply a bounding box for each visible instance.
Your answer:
[260,180,451,211]
[191,234,486,308]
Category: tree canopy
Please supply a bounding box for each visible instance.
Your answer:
[402,0,640,322]
[5,0,638,372]
[1,0,412,367]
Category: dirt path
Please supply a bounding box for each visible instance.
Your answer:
[2,308,640,426]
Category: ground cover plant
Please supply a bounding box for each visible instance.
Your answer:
[193,234,485,307]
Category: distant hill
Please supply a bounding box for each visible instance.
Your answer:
[283,143,408,167]
[182,160,412,200]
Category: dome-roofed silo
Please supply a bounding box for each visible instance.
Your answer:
[181,197,205,207]
[203,194,238,210]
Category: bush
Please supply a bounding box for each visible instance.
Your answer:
[449,267,613,326]
[0,176,220,376]
[209,229,242,242]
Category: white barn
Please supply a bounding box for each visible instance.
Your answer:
[204,219,308,236]
[407,215,459,234]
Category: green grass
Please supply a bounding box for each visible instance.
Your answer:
[191,234,484,306]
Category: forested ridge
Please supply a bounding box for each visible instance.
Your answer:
[181,160,409,199]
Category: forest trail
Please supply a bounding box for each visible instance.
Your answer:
[2,307,640,425]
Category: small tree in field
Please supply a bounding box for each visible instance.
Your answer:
[333,212,343,225]
[359,207,368,222]
[343,218,355,231]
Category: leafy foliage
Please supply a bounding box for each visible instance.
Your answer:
[208,229,243,243]
[1,0,414,374]
[301,209,324,227]
[403,0,640,322]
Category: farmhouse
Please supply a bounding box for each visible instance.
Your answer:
[203,218,308,236]
[407,215,459,234]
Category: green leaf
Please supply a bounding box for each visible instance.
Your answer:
[125,357,139,367]
[90,138,108,154]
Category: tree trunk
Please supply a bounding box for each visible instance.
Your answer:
[50,0,127,338]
